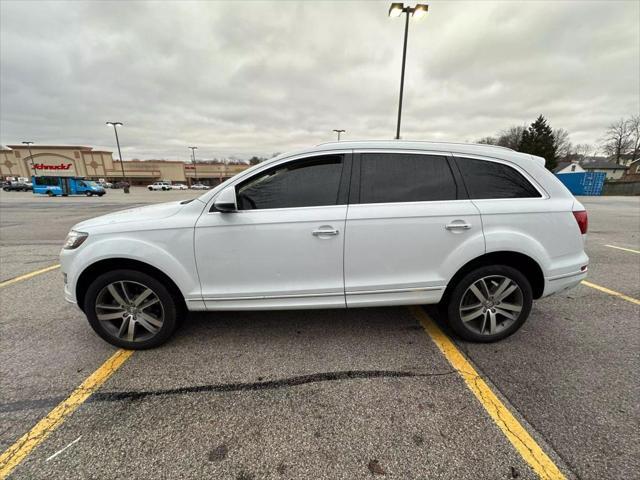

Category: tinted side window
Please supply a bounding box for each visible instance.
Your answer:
[237,155,344,210]
[35,177,58,186]
[455,157,541,199]
[359,153,457,204]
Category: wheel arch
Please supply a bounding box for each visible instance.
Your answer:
[443,251,545,303]
[75,258,186,313]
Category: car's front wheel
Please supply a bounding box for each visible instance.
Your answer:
[84,269,178,349]
[446,265,532,342]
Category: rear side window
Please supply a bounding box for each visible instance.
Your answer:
[34,177,59,186]
[359,153,457,204]
[455,157,541,199]
[236,154,344,210]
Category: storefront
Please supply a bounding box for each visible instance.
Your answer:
[0,145,249,185]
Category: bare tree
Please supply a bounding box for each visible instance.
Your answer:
[574,143,595,159]
[496,125,526,150]
[628,115,640,162]
[601,118,633,164]
[476,136,497,145]
[553,128,572,159]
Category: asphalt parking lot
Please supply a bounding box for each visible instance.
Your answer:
[0,189,638,479]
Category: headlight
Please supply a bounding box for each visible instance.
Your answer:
[63,231,88,250]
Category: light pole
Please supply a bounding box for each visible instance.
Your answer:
[188,146,198,185]
[388,3,428,140]
[333,129,345,141]
[106,121,128,193]
[22,141,36,177]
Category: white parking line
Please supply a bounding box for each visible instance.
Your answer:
[46,436,82,462]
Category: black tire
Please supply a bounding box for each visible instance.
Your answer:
[46,190,53,197]
[3,187,9,192]
[98,193,105,197]
[148,187,153,191]
[85,191,93,196]
[446,265,532,343]
[84,269,179,349]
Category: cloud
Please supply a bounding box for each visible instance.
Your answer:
[1,0,638,160]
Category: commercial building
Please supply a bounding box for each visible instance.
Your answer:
[0,145,249,186]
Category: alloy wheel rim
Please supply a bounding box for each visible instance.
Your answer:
[459,275,523,336]
[95,280,164,343]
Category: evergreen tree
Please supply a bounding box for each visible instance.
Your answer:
[519,115,557,171]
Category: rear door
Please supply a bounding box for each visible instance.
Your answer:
[344,150,485,307]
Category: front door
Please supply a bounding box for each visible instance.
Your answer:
[344,151,485,307]
[194,153,352,310]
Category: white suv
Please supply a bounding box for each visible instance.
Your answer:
[61,141,588,348]
[148,181,171,191]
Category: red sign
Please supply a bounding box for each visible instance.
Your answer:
[33,163,72,170]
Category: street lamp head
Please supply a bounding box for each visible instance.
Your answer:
[412,4,428,19]
[389,2,404,17]
[106,121,123,127]
[22,141,34,145]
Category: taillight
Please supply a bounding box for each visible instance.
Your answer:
[573,210,588,234]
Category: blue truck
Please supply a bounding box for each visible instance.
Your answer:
[32,176,106,197]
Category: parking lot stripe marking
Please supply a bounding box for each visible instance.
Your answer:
[604,244,640,254]
[0,349,133,479]
[410,306,566,480]
[581,281,640,305]
[0,264,60,289]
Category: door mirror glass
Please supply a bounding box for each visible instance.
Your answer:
[214,186,237,212]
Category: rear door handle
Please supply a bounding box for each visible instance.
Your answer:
[312,227,339,237]
[445,222,472,230]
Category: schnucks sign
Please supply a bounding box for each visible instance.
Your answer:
[33,163,73,171]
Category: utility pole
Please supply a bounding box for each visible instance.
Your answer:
[106,122,128,193]
[22,141,36,177]
[388,3,428,139]
[188,146,198,185]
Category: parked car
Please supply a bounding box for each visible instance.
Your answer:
[61,141,589,349]
[190,183,209,190]
[148,181,172,191]
[3,181,31,192]
[171,184,188,190]
[110,181,130,189]
[99,181,113,188]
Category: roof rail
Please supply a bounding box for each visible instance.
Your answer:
[314,139,514,151]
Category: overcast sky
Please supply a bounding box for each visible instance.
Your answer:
[1,0,638,161]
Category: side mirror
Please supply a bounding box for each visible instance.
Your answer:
[214,186,237,212]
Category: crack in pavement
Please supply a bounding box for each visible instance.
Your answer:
[0,369,457,414]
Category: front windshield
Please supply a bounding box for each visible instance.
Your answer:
[85,181,98,187]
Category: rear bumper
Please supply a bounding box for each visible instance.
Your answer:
[542,268,588,298]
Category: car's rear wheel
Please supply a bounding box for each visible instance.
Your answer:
[84,269,178,349]
[46,190,53,197]
[446,265,532,342]
[85,191,93,196]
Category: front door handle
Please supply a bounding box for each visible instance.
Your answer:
[445,222,472,231]
[312,227,339,237]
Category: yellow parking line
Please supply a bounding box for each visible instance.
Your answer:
[604,244,640,254]
[0,349,134,479]
[410,306,565,480]
[0,264,61,289]
[581,281,640,305]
